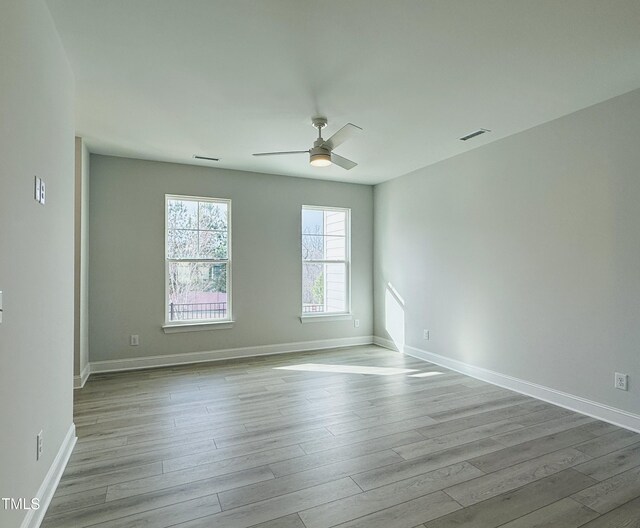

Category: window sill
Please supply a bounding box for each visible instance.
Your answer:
[299,314,353,324]
[162,321,235,334]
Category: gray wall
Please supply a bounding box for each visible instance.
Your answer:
[89,156,373,363]
[374,88,640,416]
[0,1,75,526]
[74,137,90,380]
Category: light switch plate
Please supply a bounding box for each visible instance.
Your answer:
[34,176,41,202]
[40,180,46,204]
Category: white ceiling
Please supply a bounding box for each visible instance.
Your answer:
[46,0,640,185]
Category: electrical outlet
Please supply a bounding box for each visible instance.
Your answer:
[615,372,628,391]
[36,430,43,461]
[354,319,360,328]
[423,329,430,340]
[130,334,140,346]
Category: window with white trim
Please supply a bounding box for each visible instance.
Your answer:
[165,195,231,324]
[301,206,350,315]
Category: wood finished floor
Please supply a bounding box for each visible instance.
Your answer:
[42,345,640,528]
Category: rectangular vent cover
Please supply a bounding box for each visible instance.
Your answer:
[459,129,490,141]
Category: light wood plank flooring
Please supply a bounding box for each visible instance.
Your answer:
[42,345,640,527]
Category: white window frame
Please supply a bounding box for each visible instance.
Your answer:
[301,205,351,322]
[163,194,233,332]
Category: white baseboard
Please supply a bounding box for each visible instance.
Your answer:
[73,363,91,389]
[404,344,640,434]
[90,336,375,374]
[372,335,399,351]
[21,423,76,528]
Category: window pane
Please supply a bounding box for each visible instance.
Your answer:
[167,199,198,229]
[302,263,324,312]
[167,229,198,259]
[302,209,324,235]
[199,231,228,259]
[324,210,346,236]
[325,263,346,313]
[324,235,346,260]
[199,201,228,230]
[302,262,346,314]
[168,262,227,321]
[301,234,324,260]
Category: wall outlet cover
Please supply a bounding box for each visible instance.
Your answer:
[615,372,628,391]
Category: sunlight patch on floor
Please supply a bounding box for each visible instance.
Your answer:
[274,363,419,376]
[409,371,445,378]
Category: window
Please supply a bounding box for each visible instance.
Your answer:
[302,206,350,315]
[165,195,231,324]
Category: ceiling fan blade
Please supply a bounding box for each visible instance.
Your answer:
[253,150,308,157]
[323,123,362,150]
[331,152,357,170]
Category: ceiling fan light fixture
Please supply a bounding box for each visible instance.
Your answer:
[310,153,331,167]
[309,148,332,167]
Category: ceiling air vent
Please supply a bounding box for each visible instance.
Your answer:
[459,129,490,141]
[193,155,220,162]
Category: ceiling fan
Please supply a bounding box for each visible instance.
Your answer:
[253,117,362,170]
